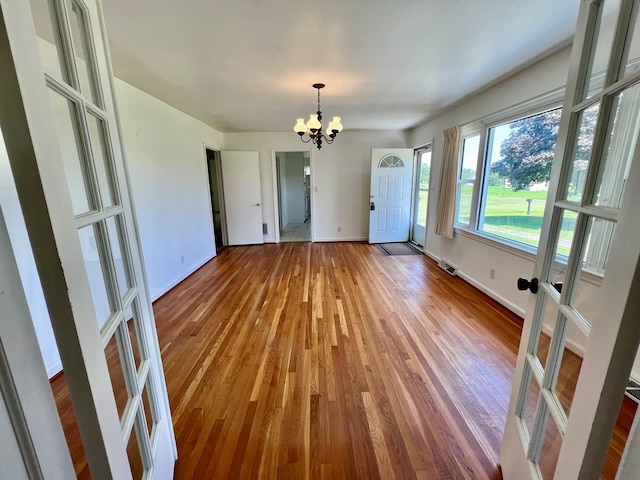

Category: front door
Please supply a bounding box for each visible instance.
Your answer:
[411,145,432,246]
[221,151,264,245]
[1,0,175,478]
[369,148,414,243]
[501,0,640,478]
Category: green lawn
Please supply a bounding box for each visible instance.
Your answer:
[457,185,576,255]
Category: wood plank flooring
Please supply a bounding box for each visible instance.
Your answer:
[51,242,636,479]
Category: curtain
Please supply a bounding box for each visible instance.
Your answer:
[435,125,461,239]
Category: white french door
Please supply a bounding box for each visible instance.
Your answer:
[501,0,640,478]
[221,151,264,245]
[1,0,175,479]
[369,148,414,243]
[411,145,432,246]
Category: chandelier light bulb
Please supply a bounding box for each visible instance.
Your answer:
[293,118,307,134]
[332,116,343,132]
[307,114,321,132]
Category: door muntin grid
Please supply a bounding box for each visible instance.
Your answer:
[514,0,640,476]
[38,0,161,474]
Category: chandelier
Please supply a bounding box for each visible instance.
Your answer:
[293,83,343,149]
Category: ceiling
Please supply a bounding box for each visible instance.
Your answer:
[100,0,581,134]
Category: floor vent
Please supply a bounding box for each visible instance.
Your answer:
[626,379,640,404]
[438,259,458,276]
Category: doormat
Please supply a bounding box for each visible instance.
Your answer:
[376,242,423,256]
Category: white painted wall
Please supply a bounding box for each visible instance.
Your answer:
[224,131,409,242]
[283,153,305,223]
[115,80,223,299]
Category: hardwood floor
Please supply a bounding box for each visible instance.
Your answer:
[51,242,636,479]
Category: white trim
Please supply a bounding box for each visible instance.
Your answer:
[150,254,215,302]
[456,270,526,318]
[47,361,64,379]
[315,236,368,242]
[454,225,604,287]
[270,147,314,244]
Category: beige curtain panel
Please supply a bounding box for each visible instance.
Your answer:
[435,125,461,239]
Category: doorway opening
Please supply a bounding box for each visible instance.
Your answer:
[410,144,432,247]
[205,148,228,249]
[274,151,311,242]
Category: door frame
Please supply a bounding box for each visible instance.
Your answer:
[271,148,314,243]
[409,142,433,247]
[203,145,228,249]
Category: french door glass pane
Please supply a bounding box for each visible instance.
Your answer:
[124,300,147,374]
[106,215,131,299]
[105,329,128,418]
[87,112,116,208]
[534,296,560,370]
[142,381,155,438]
[538,414,563,479]
[583,0,621,100]
[78,224,113,327]
[127,423,144,480]
[520,365,541,441]
[564,103,600,203]
[29,0,67,82]
[66,0,100,104]
[547,209,578,287]
[48,90,93,215]
[593,83,640,209]
[571,217,616,328]
[556,346,582,417]
[621,5,640,80]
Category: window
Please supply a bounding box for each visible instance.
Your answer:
[453,87,635,278]
[478,107,562,248]
[455,134,480,226]
[455,105,565,251]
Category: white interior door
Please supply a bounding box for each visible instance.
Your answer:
[411,145,432,246]
[1,0,175,478]
[501,0,640,478]
[221,151,264,245]
[369,148,414,243]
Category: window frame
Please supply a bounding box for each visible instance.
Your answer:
[454,88,566,252]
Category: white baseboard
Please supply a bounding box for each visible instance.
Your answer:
[151,254,215,302]
[314,236,368,242]
[455,270,526,318]
[426,249,589,358]
[47,361,63,379]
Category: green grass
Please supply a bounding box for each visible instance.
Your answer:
[457,185,576,254]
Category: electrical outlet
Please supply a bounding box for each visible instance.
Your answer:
[489,268,496,279]
[337,226,342,232]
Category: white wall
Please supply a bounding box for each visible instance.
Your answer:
[283,153,305,223]
[224,131,409,242]
[115,80,223,299]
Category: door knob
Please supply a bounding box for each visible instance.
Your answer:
[517,277,539,294]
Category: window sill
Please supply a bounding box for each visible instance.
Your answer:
[453,225,603,287]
